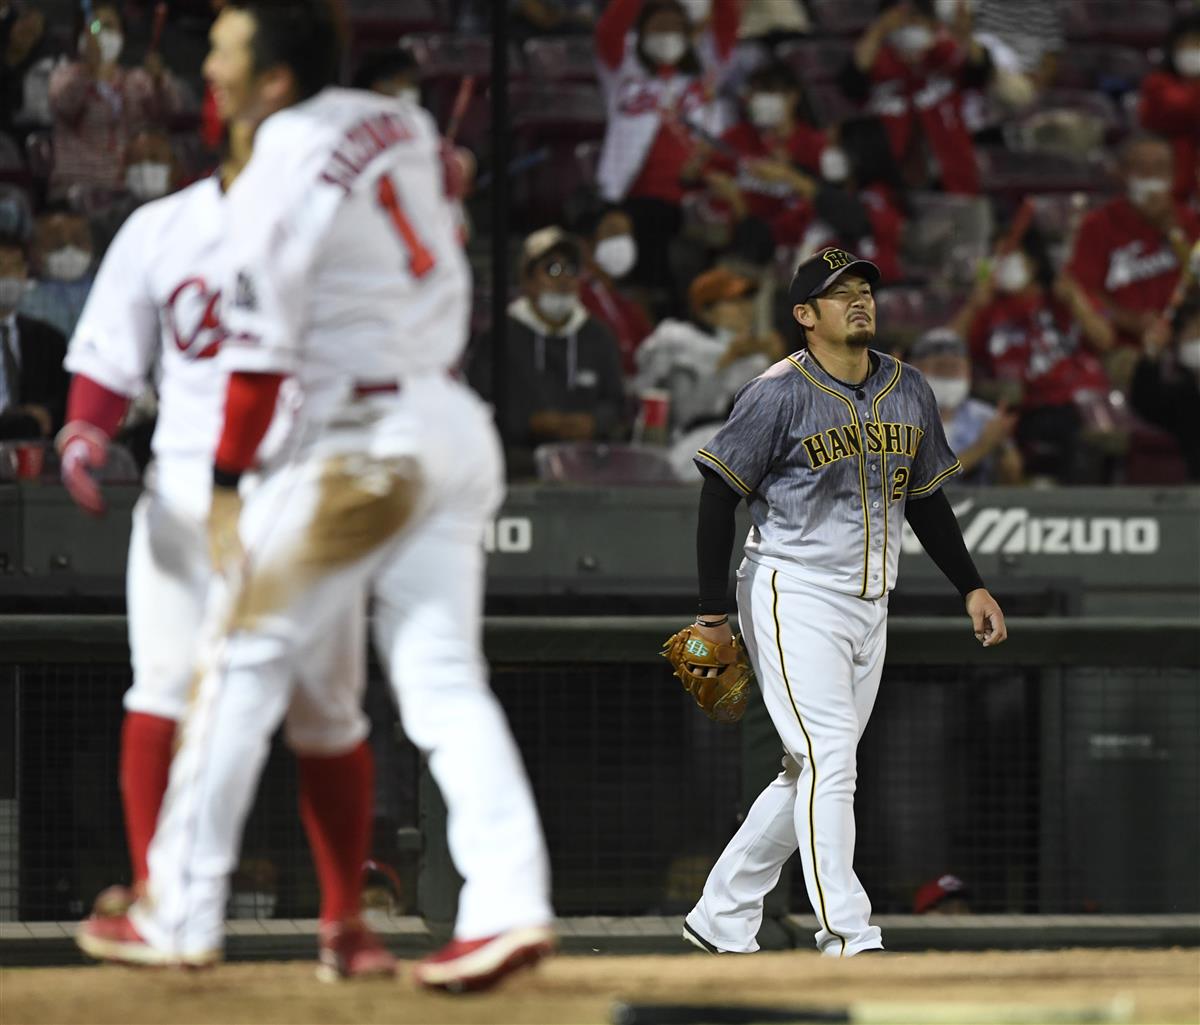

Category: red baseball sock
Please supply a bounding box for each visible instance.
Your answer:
[298,741,374,924]
[119,712,177,884]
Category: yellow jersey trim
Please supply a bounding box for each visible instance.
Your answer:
[787,355,872,598]
[870,360,902,599]
[696,449,752,495]
[909,460,962,498]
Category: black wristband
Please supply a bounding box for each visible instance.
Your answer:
[213,467,242,489]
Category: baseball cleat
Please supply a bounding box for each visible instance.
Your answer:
[316,919,397,982]
[413,925,556,993]
[90,884,138,918]
[681,920,728,954]
[75,913,219,969]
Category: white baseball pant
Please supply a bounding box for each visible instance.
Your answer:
[686,558,886,956]
[133,376,553,958]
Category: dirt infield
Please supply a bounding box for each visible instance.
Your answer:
[2,948,1197,1025]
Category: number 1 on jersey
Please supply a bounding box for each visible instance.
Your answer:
[376,175,436,279]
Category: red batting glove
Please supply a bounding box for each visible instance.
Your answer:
[57,421,110,516]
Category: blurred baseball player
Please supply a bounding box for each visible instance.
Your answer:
[681,247,1007,956]
[64,16,393,982]
[77,0,555,992]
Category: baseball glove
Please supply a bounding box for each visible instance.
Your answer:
[661,626,753,724]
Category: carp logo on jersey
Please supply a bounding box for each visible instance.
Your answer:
[164,276,226,361]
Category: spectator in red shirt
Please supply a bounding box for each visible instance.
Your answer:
[1138,12,1200,205]
[952,226,1113,482]
[1067,135,1200,378]
[594,0,740,311]
[839,0,992,195]
[575,203,654,376]
[48,3,184,200]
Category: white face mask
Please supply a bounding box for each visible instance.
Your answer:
[927,375,970,411]
[395,86,420,105]
[994,252,1031,294]
[98,29,124,65]
[126,161,171,201]
[45,245,92,282]
[933,0,960,22]
[0,276,28,311]
[748,93,789,129]
[1174,47,1200,78]
[536,291,577,323]
[594,234,637,279]
[890,24,934,59]
[819,146,850,184]
[1127,176,1171,208]
[1177,337,1200,371]
[680,0,711,23]
[643,32,688,66]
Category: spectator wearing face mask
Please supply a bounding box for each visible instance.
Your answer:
[468,227,628,479]
[594,0,740,311]
[634,266,784,438]
[839,0,991,195]
[1067,135,1200,375]
[574,203,653,376]
[1130,294,1200,482]
[48,2,184,199]
[0,235,69,442]
[1138,12,1200,205]
[18,207,94,339]
[952,227,1112,482]
[908,328,1021,486]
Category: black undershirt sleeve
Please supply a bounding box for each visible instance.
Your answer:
[696,467,742,614]
[904,489,986,598]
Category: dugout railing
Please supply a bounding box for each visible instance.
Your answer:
[0,616,1197,954]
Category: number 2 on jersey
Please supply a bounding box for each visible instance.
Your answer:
[376,174,436,279]
[891,467,910,503]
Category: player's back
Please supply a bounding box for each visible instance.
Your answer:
[221,88,470,410]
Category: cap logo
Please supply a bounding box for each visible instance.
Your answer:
[822,249,851,270]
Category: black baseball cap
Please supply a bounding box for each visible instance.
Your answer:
[789,247,881,306]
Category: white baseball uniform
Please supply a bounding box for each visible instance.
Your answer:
[65,179,364,737]
[132,89,553,959]
[687,348,961,956]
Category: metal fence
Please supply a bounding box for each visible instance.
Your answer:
[0,617,1197,924]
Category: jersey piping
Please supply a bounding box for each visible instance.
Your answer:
[696,448,752,496]
[786,355,872,598]
[870,360,902,598]
[909,459,962,498]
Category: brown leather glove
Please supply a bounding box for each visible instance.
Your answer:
[661,625,753,724]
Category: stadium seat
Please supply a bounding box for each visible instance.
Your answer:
[345,0,443,44]
[1054,44,1152,95]
[523,35,600,82]
[803,81,860,128]
[534,443,682,485]
[1061,0,1174,48]
[775,38,854,84]
[807,0,876,36]
[978,147,1117,198]
[402,32,497,80]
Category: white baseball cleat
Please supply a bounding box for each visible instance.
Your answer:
[76,913,219,969]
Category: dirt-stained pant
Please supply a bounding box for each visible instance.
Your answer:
[134,376,553,959]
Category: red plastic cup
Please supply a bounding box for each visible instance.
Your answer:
[638,389,671,445]
[12,443,46,480]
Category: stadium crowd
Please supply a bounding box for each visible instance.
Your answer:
[1,0,1198,486]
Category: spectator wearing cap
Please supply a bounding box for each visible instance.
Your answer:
[468,227,627,479]
[635,266,784,439]
[908,329,1022,486]
[1138,12,1200,206]
[19,206,95,339]
[48,2,184,200]
[913,873,970,915]
[0,235,69,441]
[1066,135,1200,377]
[575,203,654,376]
[1130,294,1200,482]
[838,0,991,195]
[594,0,741,312]
[951,226,1112,482]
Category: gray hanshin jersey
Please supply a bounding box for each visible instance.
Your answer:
[695,348,961,601]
